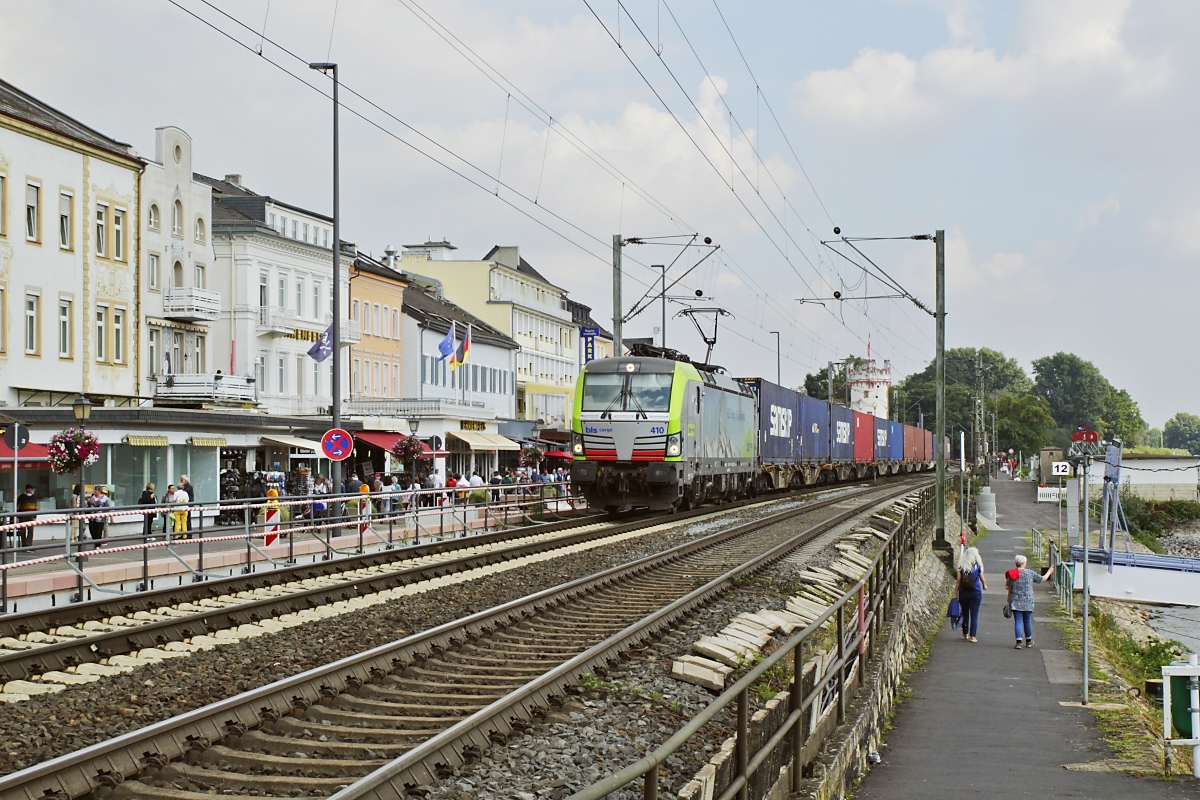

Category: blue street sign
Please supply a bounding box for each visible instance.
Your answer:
[582,335,596,364]
[321,428,354,461]
[579,326,601,337]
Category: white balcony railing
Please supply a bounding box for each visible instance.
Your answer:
[345,398,493,419]
[257,305,296,334]
[154,373,256,403]
[257,394,330,416]
[163,287,221,322]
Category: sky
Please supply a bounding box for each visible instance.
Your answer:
[1,0,1195,426]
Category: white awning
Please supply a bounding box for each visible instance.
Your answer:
[447,431,521,451]
[260,435,322,452]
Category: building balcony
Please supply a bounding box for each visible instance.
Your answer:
[154,373,256,404]
[257,305,296,335]
[163,287,221,322]
[345,398,493,420]
[257,394,330,416]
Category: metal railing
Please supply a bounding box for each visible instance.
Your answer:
[162,286,221,321]
[0,481,582,612]
[257,305,296,332]
[567,486,934,800]
[154,372,256,402]
[1035,528,1075,617]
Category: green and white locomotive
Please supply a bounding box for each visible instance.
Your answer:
[569,354,758,512]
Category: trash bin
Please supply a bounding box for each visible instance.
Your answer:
[1171,673,1195,738]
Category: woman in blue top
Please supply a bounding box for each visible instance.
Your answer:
[1006,555,1054,649]
[954,547,987,642]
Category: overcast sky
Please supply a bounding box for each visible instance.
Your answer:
[2,0,1195,425]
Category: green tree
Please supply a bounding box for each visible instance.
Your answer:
[901,347,1031,397]
[992,393,1055,455]
[1031,352,1109,430]
[1164,412,1200,454]
[802,356,868,403]
[1096,387,1145,444]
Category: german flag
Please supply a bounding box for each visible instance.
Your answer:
[449,325,471,371]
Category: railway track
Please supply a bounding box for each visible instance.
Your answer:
[1,478,929,800]
[0,483,890,689]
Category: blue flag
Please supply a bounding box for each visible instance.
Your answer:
[437,322,456,361]
[307,324,333,363]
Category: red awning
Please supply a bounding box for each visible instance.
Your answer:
[543,450,572,459]
[355,431,446,459]
[0,441,50,461]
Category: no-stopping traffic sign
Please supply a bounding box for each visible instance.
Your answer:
[321,428,354,461]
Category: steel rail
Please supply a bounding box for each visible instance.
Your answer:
[326,481,929,799]
[0,480,921,800]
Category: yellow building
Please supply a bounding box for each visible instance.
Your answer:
[347,254,407,401]
[398,242,576,429]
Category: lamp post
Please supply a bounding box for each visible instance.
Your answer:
[71,395,92,551]
[309,60,342,494]
[770,331,781,385]
[652,264,666,349]
[407,416,420,481]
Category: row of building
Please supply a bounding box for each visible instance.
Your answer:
[0,79,612,511]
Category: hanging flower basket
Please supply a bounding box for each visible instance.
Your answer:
[520,444,544,467]
[46,427,101,475]
[390,435,425,463]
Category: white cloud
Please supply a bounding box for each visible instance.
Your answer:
[1079,193,1120,229]
[796,0,1169,133]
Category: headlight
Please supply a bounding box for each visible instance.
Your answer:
[571,433,584,455]
[666,432,681,457]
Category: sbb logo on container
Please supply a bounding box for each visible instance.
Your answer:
[835,421,851,444]
[769,405,793,438]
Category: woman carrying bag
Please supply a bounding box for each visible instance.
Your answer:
[955,547,987,642]
[1005,554,1054,649]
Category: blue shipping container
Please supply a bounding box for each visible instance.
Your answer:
[746,378,801,464]
[889,420,904,462]
[874,416,890,462]
[800,396,831,463]
[830,404,855,463]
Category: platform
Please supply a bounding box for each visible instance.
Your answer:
[854,477,1198,799]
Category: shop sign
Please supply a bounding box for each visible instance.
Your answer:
[460,420,486,432]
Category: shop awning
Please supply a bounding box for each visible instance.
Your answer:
[188,436,227,447]
[261,435,321,452]
[124,435,170,447]
[543,450,572,459]
[0,441,50,462]
[448,431,521,451]
[355,431,446,458]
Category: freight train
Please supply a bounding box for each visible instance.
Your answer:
[569,352,943,512]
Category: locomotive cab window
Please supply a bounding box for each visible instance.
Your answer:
[582,373,623,411]
[628,373,672,412]
[581,371,672,412]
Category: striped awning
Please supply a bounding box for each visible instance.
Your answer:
[188,436,227,447]
[124,435,170,446]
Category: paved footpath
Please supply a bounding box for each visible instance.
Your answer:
[856,478,1198,799]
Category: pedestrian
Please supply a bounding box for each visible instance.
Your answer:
[169,484,190,538]
[178,474,195,531]
[1006,554,1054,649]
[85,485,110,548]
[490,470,502,502]
[469,471,484,489]
[346,473,363,494]
[138,482,158,540]
[15,484,38,548]
[955,547,987,643]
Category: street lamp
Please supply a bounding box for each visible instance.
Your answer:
[406,416,420,479]
[71,395,92,547]
[309,60,343,495]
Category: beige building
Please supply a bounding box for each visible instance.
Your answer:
[398,241,576,429]
[347,254,407,401]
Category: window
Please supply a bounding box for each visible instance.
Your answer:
[195,264,206,289]
[148,328,159,376]
[323,229,329,248]
[148,203,160,231]
[256,351,267,385]
[291,220,297,239]
[373,304,381,335]
[258,274,268,307]
[59,192,72,249]
[392,364,399,397]
[362,302,370,333]
[95,306,107,362]
[392,309,399,338]
[95,203,107,257]
[352,299,360,320]
[381,306,389,338]
[171,332,182,373]
[277,276,286,308]
[194,217,205,243]
[113,308,124,363]
[24,293,39,354]
[373,361,380,395]
[113,209,124,260]
[353,359,360,394]
[295,279,304,315]
[0,174,6,236]
[25,183,39,241]
[58,299,71,358]
[279,215,286,235]
[172,261,183,289]
[303,222,309,242]
[172,200,183,236]
[148,254,159,290]
[277,355,285,393]
[269,212,276,230]
[313,282,321,321]
[195,335,205,373]
[313,359,321,395]
[296,355,304,395]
